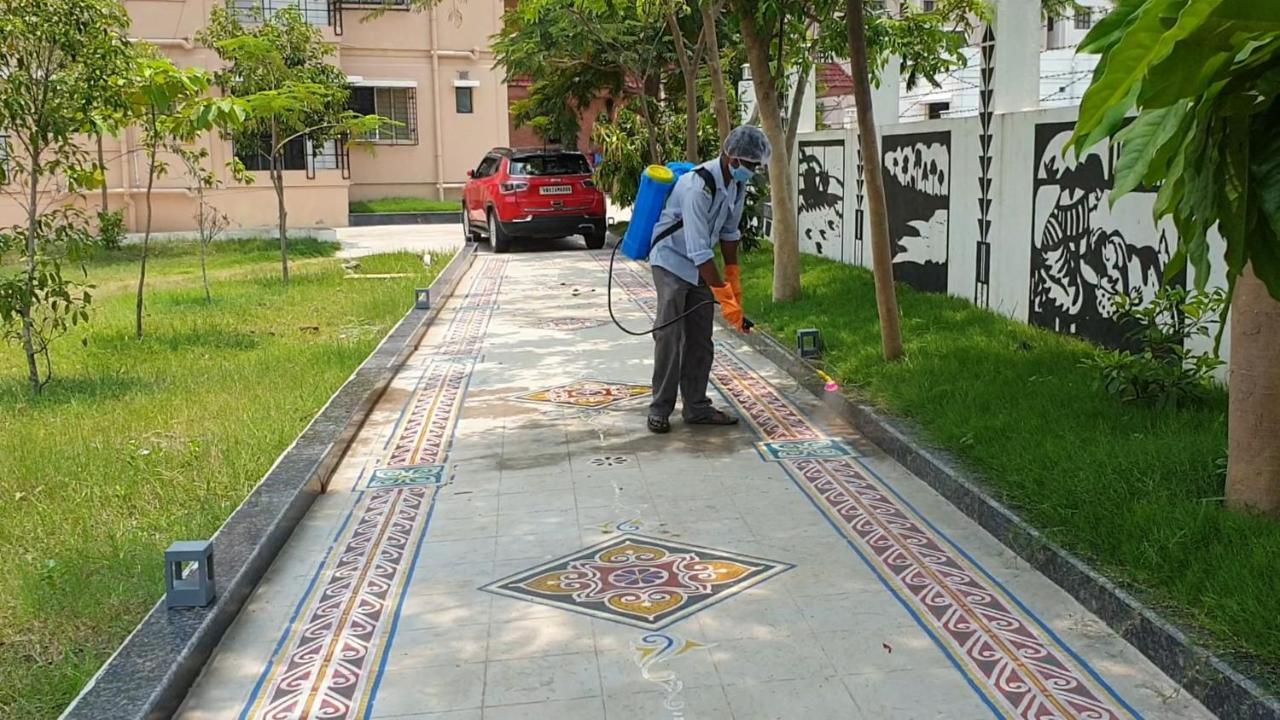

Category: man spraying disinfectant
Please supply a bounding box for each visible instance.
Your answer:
[644,125,771,435]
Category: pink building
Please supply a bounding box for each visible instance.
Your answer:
[0,0,510,232]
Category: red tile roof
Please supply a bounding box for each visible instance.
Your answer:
[817,62,854,98]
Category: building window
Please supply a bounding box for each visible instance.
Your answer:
[921,0,936,10]
[926,101,950,120]
[349,85,418,144]
[235,134,308,172]
[455,86,474,114]
[1075,8,1093,29]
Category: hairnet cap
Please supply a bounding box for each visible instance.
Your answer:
[724,125,772,164]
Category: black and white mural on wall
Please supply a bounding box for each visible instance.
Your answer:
[1030,122,1179,349]
[797,140,845,261]
[882,132,951,293]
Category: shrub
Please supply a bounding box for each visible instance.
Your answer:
[1081,286,1226,408]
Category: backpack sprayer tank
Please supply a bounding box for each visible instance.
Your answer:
[619,162,695,261]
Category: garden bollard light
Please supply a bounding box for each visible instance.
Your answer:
[165,540,215,609]
[415,288,431,309]
[797,328,823,359]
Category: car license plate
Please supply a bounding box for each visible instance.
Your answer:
[540,185,572,195]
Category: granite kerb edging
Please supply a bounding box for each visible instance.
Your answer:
[730,324,1280,720]
[59,243,477,720]
[347,210,462,227]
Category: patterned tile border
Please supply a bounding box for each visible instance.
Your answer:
[365,464,448,489]
[598,254,1141,720]
[245,487,434,719]
[241,258,507,720]
[480,534,791,630]
[755,437,859,462]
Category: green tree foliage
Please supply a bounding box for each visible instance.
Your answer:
[1070,0,1280,308]
[198,3,380,282]
[731,0,985,303]
[592,102,721,206]
[493,0,671,150]
[0,0,133,394]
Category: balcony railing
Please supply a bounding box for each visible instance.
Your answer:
[231,0,335,31]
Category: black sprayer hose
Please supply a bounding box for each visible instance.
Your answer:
[606,238,719,336]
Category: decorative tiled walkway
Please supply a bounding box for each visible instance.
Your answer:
[178,250,1215,720]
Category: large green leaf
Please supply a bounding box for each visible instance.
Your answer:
[1138,23,1235,107]
[1217,115,1250,267]
[1249,104,1280,301]
[1143,100,1195,187]
[1078,0,1146,54]
[1072,0,1217,154]
[1112,103,1187,201]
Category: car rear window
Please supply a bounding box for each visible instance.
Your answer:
[508,153,592,176]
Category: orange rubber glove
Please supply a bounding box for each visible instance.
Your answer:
[711,283,745,331]
[724,264,743,305]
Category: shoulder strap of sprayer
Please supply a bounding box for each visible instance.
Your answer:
[651,167,718,250]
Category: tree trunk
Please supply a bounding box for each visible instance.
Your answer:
[275,166,289,283]
[667,11,700,163]
[847,0,904,361]
[21,153,42,395]
[1226,266,1280,516]
[637,80,661,163]
[97,133,109,215]
[136,126,157,340]
[735,1,800,301]
[271,123,290,283]
[786,57,812,155]
[198,197,212,304]
[701,1,732,142]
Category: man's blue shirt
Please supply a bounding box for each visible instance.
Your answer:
[650,158,747,285]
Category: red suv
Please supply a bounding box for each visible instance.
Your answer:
[462,148,607,253]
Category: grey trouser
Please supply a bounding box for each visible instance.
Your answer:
[649,265,715,420]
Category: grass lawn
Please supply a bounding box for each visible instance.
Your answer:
[740,248,1280,684]
[348,196,462,214]
[0,238,452,719]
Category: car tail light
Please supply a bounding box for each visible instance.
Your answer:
[500,181,528,194]
[582,179,596,188]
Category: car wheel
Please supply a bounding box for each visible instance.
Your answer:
[488,211,511,254]
[585,230,606,250]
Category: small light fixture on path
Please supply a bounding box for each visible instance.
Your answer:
[165,540,215,609]
[797,328,823,359]
[415,288,431,309]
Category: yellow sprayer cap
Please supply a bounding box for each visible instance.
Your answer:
[645,165,675,184]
